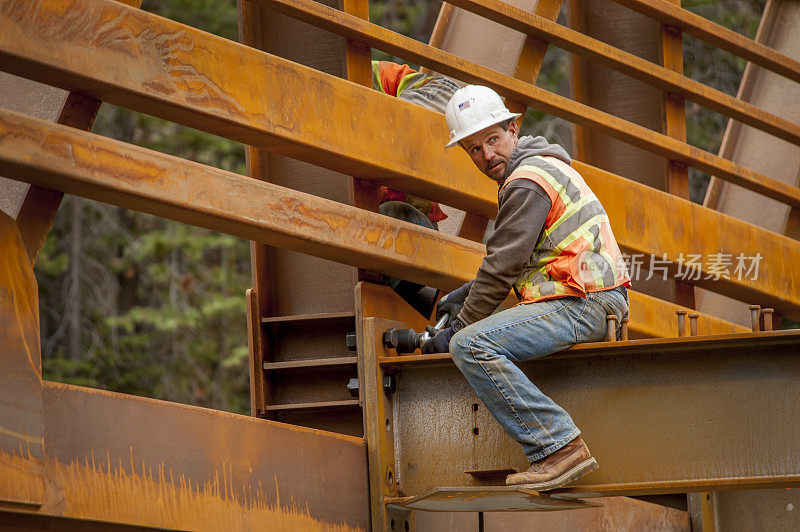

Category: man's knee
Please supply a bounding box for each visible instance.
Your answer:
[449,325,487,365]
[448,327,471,360]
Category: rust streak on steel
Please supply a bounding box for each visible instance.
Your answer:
[0,213,45,506]
[248,0,800,209]
[31,382,368,530]
[0,107,749,338]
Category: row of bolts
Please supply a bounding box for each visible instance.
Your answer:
[604,304,775,342]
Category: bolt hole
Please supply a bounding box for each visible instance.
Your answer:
[404,520,410,531]
[473,427,480,436]
[472,403,479,411]
[706,494,711,501]
[387,469,394,485]
[385,418,390,431]
[390,518,396,530]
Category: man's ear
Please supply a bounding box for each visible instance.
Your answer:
[508,120,520,138]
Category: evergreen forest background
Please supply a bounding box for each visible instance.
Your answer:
[36,0,767,415]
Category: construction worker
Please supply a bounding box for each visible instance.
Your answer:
[423,85,631,490]
[372,60,458,225]
[372,61,460,316]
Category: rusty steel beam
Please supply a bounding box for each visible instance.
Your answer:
[0,0,496,218]
[378,330,800,367]
[17,381,368,530]
[3,0,800,214]
[0,213,44,507]
[609,0,800,84]
[577,159,800,320]
[0,106,784,325]
[0,107,754,337]
[439,0,800,147]
[13,0,144,266]
[0,510,164,531]
[246,0,800,209]
[0,107,485,291]
[360,317,800,498]
[0,0,800,315]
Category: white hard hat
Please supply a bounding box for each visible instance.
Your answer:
[444,85,521,148]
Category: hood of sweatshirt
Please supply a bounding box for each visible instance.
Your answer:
[499,135,571,185]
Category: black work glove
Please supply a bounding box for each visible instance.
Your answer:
[436,281,473,326]
[421,319,464,354]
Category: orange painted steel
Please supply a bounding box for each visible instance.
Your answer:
[610,0,800,84]
[0,107,755,336]
[246,0,800,209]
[441,0,800,147]
[2,0,799,214]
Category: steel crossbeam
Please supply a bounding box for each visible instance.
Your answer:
[246,0,800,209]
[2,0,799,211]
[0,107,753,336]
[609,0,800,83]
[360,316,800,501]
[0,0,797,322]
[0,381,368,529]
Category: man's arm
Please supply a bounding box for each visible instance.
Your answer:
[457,180,551,325]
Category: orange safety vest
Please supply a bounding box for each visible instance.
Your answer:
[500,155,630,303]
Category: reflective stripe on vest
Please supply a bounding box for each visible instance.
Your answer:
[501,156,630,303]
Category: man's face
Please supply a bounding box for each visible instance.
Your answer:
[461,121,519,182]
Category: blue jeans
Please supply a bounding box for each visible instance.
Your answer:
[449,285,629,462]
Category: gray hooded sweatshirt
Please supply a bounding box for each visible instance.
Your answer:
[457,136,572,326]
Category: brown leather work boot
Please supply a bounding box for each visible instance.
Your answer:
[505,436,598,490]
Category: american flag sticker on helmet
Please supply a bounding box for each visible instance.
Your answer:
[458,100,470,110]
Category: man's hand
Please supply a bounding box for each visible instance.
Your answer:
[436,281,473,326]
[421,318,464,354]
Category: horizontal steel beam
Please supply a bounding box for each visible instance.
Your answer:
[16,382,369,530]
[379,330,800,367]
[367,316,800,497]
[1,0,796,318]
[575,160,800,320]
[3,0,800,213]
[248,0,800,209]
[610,0,800,84]
[0,0,496,218]
[441,0,800,146]
[0,107,485,290]
[0,107,749,337]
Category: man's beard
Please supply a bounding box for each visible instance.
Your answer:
[486,159,505,182]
